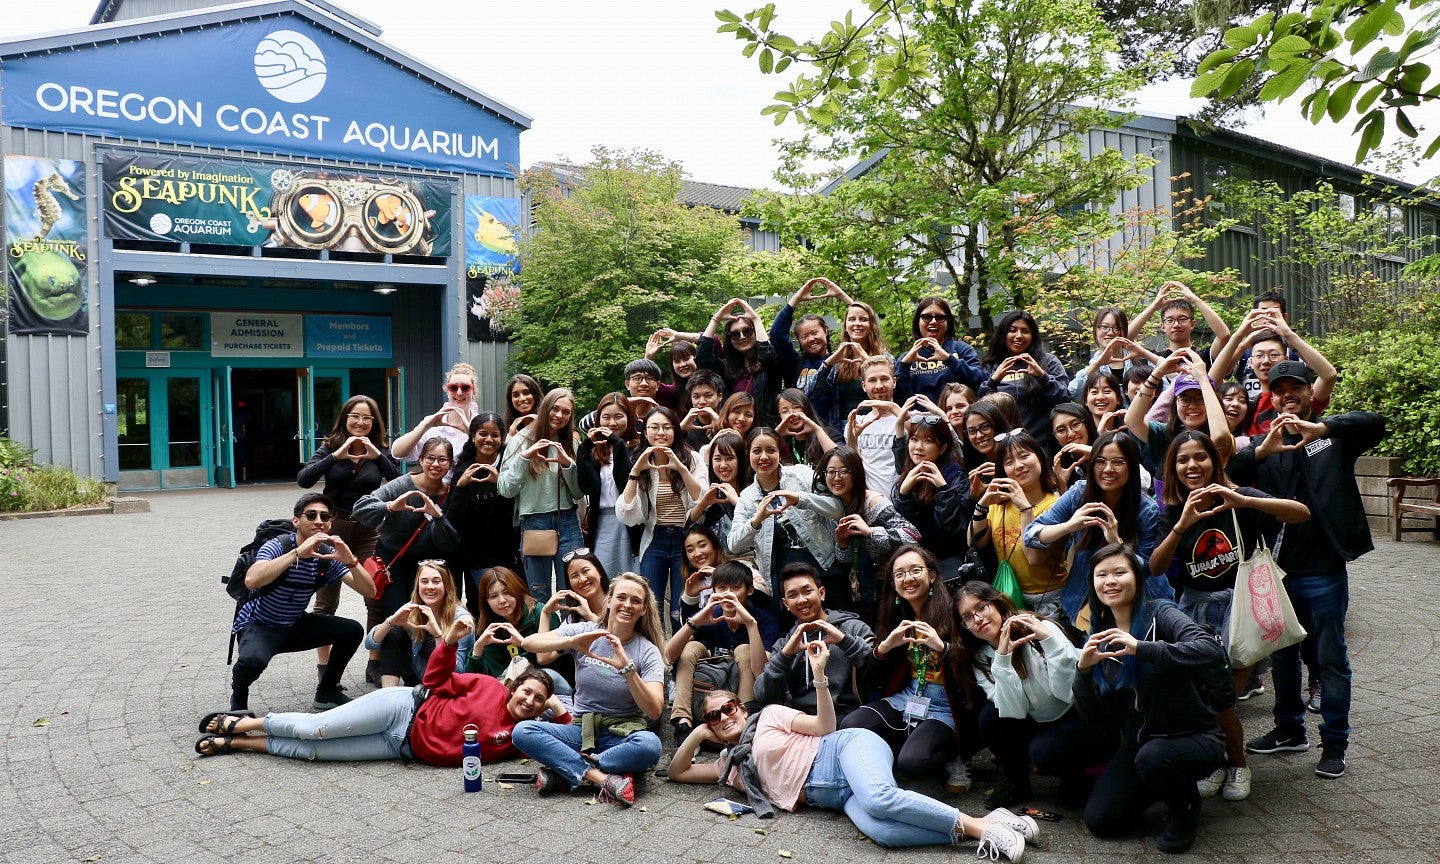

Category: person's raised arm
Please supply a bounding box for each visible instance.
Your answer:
[1271,315,1339,404]
[1127,281,1171,339]
[788,641,837,736]
[1180,283,1232,357]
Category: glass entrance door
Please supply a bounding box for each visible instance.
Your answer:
[115,371,212,489]
[212,366,235,488]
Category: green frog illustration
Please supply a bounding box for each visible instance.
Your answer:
[12,250,83,321]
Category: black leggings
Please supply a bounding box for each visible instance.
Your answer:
[839,700,957,780]
[1084,732,1226,838]
[977,702,1116,785]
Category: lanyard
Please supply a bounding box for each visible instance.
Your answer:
[910,641,930,685]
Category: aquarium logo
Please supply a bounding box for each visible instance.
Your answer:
[254,30,327,104]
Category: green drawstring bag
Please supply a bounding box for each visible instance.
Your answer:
[992,559,1025,609]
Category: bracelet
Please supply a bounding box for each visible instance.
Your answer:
[813,678,830,687]
[1020,505,1034,513]
[618,660,637,676]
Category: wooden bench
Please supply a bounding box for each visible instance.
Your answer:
[1387,477,1440,541]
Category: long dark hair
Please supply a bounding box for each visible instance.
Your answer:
[504,374,543,429]
[1161,429,1231,507]
[589,392,637,466]
[721,315,761,383]
[1085,542,1156,693]
[707,429,751,490]
[911,296,957,342]
[794,313,832,357]
[638,406,694,497]
[1078,431,1144,551]
[953,581,1029,681]
[982,309,1048,366]
[777,388,826,466]
[1049,402,1097,447]
[898,419,957,506]
[324,394,390,450]
[813,445,867,515]
[453,412,505,480]
[875,544,973,706]
[994,428,1057,495]
[961,400,1009,465]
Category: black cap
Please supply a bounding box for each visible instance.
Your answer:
[1268,360,1313,386]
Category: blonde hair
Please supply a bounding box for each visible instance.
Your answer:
[598,572,665,647]
[407,561,464,635]
[446,362,478,384]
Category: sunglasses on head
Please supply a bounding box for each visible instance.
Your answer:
[910,413,944,428]
[447,383,473,394]
[702,699,741,725]
[561,547,593,564]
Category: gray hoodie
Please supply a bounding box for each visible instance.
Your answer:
[753,609,875,721]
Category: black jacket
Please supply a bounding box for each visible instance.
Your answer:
[1073,601,1225,743]
[697,336,783,428]
[576,433,640,554]
[297,444,402,515]
[1225,410,1384,567]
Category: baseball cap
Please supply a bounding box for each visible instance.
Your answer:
[1267,360,1313,386]
[1172,374,1205,395]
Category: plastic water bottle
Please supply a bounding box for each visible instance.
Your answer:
[462,724,483,792]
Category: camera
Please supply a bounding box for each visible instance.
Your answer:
[952,556,988,587]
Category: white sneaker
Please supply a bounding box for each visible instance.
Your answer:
[1222,765,1252,801]
[975,823,1025,862]
[986,808,1041,843]
[1196,766,1225,798]
[946,757,973,793]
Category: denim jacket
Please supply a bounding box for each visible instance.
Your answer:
[728,465,846,580]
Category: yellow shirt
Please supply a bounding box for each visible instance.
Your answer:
[988,493,1065,596]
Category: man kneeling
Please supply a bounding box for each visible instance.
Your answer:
[231,493,375,712]
[663,562,780,741]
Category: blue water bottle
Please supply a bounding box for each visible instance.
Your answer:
[462,724,483,792]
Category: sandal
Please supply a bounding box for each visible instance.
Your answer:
[198,711,252,734]
[194,734,236,756]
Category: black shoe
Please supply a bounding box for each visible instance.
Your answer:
[316,663,328,683]
[313,687,352,710]
[672,718,694,744]
[365,659,382,687]
[1315,748,1346,779]
[984,776,1031,810]
[1236,672,1265,701]
[1157,803,1200,854]
[1246,727,1308,754]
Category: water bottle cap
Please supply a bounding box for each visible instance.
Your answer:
[463,723,479,743]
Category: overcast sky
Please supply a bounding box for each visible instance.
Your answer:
[1,0,1434,189]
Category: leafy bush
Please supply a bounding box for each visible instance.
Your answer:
[1320,330,1440,478]
[0,437,109,513]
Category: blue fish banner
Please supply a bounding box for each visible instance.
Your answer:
[464,195,520,276]
[5,156,89,336]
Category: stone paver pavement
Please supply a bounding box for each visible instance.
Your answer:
[2,485,1436,863]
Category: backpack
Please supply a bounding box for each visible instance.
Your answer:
[691,655,740,721]
[224,519,296,601]
[223,519,296,664]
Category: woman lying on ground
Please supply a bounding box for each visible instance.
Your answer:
[666,644,1037,859]
[195,618,570,765]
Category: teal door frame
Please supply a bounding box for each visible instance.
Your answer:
[212,366,235,488]
[115,368,213,487]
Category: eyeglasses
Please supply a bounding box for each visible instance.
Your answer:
[420,455,452,465]
[1094,322,1120,333]
[627,374,658,384]
[1053,420,1086,436]
[910,413,943,428]
[918,312,947,322]
[1251,350,1286,362]
[702,699,741,725]
[561,547,593,564]
[729,327,755,340]
[892,565,929,582]
[345,413,374,423]
[301,509,332,521]
[446,383,473,394]
[1092,457,1127,469]
[965,422,995,438]
[645,424,675,433]
[823,467,851,478]
[960,601,992,627]
[1161,316,1193,326]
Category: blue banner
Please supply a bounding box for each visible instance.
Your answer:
[464,195,520,276]
[305,315,392,359]
[3,16,521,176]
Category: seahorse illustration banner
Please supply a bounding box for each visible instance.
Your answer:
[5,156,89,336]
[101,152,452,256]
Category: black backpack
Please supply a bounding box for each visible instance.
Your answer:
[223,519,296,663]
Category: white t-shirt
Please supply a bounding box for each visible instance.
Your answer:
[855,414,898,497]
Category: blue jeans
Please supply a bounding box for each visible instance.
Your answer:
[592,507,635,580]
[640,525,685,627]
[803,728,961,848]
[520,508,584,603]
[1270,569,1351,750]
[511,717,662,788]
[262,686,413,761]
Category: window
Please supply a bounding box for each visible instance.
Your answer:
[116,313,151,350]
[1372,202,1405,245]
[1204,159,1254,227]
[160,314,204,350]
[1337,193,1357,221]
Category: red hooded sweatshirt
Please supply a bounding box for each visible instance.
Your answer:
[408,641,572,766]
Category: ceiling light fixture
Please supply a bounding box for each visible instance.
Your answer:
[373,284,397,295]
[129,275,157,286]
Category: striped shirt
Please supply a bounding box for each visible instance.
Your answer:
[232,534,348,633]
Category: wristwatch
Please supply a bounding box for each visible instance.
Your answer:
[618,660,637,676]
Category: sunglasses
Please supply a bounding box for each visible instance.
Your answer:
[702,699,741,725]
[910,413,944,428]
[729,327,755,340]
[561,547,593,564]
[918,312,947,322]
[446,383,473,394]
[301,509,332,521]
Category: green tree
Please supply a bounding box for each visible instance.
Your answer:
[719,0,1163,332]
[513,148,810,406]
[1191,0,1440,162]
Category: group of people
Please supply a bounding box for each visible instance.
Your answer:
[197,279,1382,859]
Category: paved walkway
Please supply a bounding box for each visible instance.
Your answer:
[2,484,1436,863]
